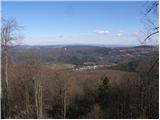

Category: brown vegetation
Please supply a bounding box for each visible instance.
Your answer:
[1,58,158,118]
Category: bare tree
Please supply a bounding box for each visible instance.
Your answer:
[136,2,159,73]
[144,1,159,73]
[136,2,158,46]
[63,76,69,119]
[1,18,22,118]
[136,2,159,118]
[143,1,159,43]
[24,51,43,118]
[53,69,71,118]
[34,73,43,118]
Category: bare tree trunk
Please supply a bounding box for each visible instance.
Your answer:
[39,82,43,118]
[25,84,29,113]
[1,18,22,118]
[3,45,10,118]
[34,77,43,119]
[63,82,67,119]
[34,77,38,118]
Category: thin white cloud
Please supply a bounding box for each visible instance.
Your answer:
[116,32,122,37]
[95,29,110,35]
[133,32,139,36]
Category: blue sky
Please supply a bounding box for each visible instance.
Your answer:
[2,1,158,45]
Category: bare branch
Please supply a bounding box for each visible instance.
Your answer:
[144,31,159,42]
[1,18,23,47]
[145,1,159,16]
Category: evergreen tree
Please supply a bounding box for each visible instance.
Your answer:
[97,76,110,108]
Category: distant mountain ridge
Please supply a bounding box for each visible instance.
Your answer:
[10,44,159,66]
[16,44,159,49]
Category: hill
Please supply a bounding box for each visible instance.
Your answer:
[10,45,158,67]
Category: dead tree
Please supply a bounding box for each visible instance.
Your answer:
[62,69,71,118]
[143,1,159,74]
[143,1,159,43]
[33,75,43,118]
[1,18,22,118]
[27,52,43,118]
[136,2,159,118]
[63,78,67,119]
[136,2,159,46]
[55,69,70,119]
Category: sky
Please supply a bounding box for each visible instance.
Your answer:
[2,1,158,46]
